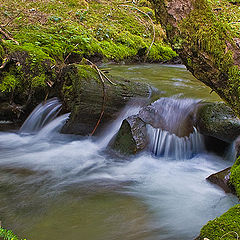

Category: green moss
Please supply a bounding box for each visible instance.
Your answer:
[197,204,240,240]
[0,227,26,240]
[0,44,4,60]
[0,73,19,92]
[230,156,240,197]
[112,119,137,155]
[148,43,177,62]
[0,0,175,64]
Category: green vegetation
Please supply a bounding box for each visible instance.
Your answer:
[179,0,240,112]
[230,156,240,197]
[0,227,26,240]
[197,204,240,240]
[0,0,176,100]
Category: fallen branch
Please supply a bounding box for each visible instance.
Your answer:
[119,4,155,62]
[0,27,19,45]
[85,59,116,85]
[87,61,107,136]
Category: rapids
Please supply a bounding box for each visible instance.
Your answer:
[0,64,238,240]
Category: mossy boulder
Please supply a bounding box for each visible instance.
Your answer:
[111,115,148,155]
[196,204,240,240]
[60,64,152,135]
[196,103,240,143]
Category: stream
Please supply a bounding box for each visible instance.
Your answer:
[0,64,238,240]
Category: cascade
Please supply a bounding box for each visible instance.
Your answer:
[19,98,62,133]
[146,98,205,159]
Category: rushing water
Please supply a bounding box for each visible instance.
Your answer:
[0,64,238,240]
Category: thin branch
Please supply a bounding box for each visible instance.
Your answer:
[85,59,116,85]
[64,43,79,63]
[220,231,239,239]
[1,11,22,28]
[0,27,19,45]
[89,62,106,136]
[119,4,155,62]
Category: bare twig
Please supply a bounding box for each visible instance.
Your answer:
[88,62,106,136]
[119,4,155,62]
[64,43,79,63]
[1,11,22,28]
[220,231,239,239]
[85,59,116,85]
[0,27,19,45]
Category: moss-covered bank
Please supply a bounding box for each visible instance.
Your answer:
[0,0,177,122]
[196,204,240,240]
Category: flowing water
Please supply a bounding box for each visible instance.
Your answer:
[0,64,238,240]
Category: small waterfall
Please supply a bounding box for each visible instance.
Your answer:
[146,98,205,159]
[148,126,205,160]
[19,98,62,133]
[35,113,70,139]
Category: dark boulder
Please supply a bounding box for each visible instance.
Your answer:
[111,115,148,155]
[207,167,235,193]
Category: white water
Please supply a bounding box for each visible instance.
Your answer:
[19,98,62,133]
[0,97,238,240]
[148,126,205,160]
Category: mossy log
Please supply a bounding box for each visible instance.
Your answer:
[150,0,240,115]
[60,64,152,135]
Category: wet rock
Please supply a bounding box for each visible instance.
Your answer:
[196,103,240,143]
[60,64,152,135]
[207,167,235,193]
[138,98,197,137]
[111,115,148,155]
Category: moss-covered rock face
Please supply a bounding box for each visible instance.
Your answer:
[111,115,148,155]
[196,204,240,240]
[196,103,240,143]
[150,0,240,116]
[60,64,151,135]
[230,156,240,197]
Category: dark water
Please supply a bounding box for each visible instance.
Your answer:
[0,64,238,240]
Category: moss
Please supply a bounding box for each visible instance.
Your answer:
[197,204,240,240]
[148,43,177,62]
[0,73,19,92]
[0,0,175,64]
[112,119,137,155]
[0,227,26,240]
[230,156,240,197]
[0,44,4,61]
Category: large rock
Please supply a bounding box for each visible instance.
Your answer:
[111,115,148,155]
[138,98,197,137]
[196,103,240,143]
[207,167,234,193]
[60,64,152,135]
